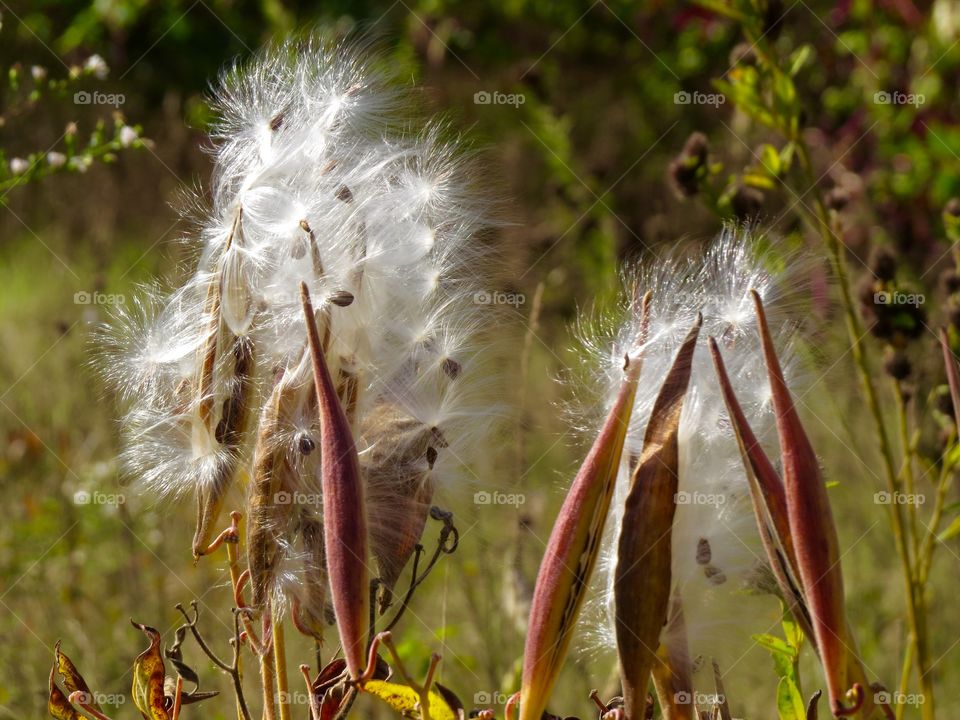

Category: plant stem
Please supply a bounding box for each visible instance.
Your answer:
[261,611,277,720]
[893,381,920,562]
[274,607,290,720]
[795,143,933,719]
[226,515,247,720]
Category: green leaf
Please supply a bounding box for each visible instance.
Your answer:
[788,45,814,77]
[760,144,781,176]
[938,514,960,543]
[776,675,807,720]
[781,612,804,652]
[752,633,795,658]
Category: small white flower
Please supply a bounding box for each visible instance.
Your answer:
[31,65,47,82]
[84,54,109,80]
[9,157,29,174]
[70,155,92,173]
[46,152,67,168]
[119,126,137,147]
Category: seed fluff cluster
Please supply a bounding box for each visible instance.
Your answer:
[575,228,810,678]
[99,35,498,630]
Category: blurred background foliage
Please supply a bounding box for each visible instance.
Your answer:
[2,0,960,718]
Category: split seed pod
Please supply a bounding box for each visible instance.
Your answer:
[614,315,701,720]
[518,294,651,720]
[710,291,875,718]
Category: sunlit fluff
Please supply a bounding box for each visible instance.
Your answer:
[99,35,498,606]
[577,228,808,678]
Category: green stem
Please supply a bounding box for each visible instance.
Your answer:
[795,143,933,719]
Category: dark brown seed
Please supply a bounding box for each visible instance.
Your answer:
[430,426,448,448]
[426,446,438,469]
[696,537,712,565]
[336,186,354,203]
[270,113,284,131]
[298,433,316,455]
[330,290,355,307]
[442,357,462,379]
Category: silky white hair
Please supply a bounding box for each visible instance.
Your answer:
[98,34,500,601]
[575,227,810,681]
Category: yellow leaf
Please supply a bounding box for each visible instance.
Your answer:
[131,621,170,720]
[48,664,82,720]
[363,680,458,720]
[55,641,99,711]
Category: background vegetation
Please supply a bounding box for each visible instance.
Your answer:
[1,0,959,717]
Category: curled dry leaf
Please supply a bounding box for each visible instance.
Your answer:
[364,680,459,720]
[131,621,170,720]
[48,662,82,720]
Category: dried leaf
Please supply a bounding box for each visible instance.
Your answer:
[131,621,170,720]
[363,679,458,720]
[615,316,700,720]
[54,641,99,711]
[48,664,82,720]
[519,295,651,720]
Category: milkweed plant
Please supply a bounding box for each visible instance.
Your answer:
[48,21,960,720]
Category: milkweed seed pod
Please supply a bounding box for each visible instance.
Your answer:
[100,34,498,639]
[574,228,808,718]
